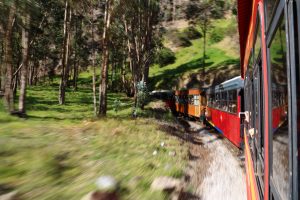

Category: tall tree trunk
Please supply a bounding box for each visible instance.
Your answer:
[98,0,112,117]
[172,0,176,21]
[3,1,16,113]
[91,8,97,116]
[19,13,31,114]
[0,23,4,91]
[202,18,207,77]
[59,0,71,105]
[73,13,78,91]
[121,48,126,91]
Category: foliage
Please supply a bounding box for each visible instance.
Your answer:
[210,27,225,43]
[113,98,121,113]
[164,29,192,48]
[156,47,176,67]
[177,33,192,47]
[183,26,202,40]
[136,81,149,109]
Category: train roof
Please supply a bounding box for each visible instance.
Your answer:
[207,76,244,93]
[150,90,174,95]
[175,88,204,95]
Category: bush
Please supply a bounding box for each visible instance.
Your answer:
[177,34,192,47]
[164,29,192,48]
[183,26,202,40]
[156,47,176,67]
[210,28,225,43]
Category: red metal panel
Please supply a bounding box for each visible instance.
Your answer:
[245,132,260,200]
[272,106,287,129]
[206,107,242,147]
[237,0,254,77]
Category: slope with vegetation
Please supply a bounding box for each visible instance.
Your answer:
[150,1,240,90]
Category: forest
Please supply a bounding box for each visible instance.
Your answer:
[0,0,231,116]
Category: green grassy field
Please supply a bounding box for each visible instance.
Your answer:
[0,73,187,200]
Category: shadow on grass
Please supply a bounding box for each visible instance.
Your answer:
[149,57,214,90]
[150,57,240,90]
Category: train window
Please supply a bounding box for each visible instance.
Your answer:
[266,0,279,27]
[220,91,228,111]
[217,93,221,109]
[194,95,199,106]
[248,51,254,78]
[228,90,237,114]
[270,16,289,200]
[254,17,262,61]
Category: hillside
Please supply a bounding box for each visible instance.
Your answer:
[150,7,240,90]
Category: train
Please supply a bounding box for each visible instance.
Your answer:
[237,0,299,199]
[154,0,300,199]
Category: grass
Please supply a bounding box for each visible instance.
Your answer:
[0,73,188,199]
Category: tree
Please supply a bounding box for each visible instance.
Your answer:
[185,0,225,76]
[3,1,16,113]
[59,0,72,105]
[98,0,113,117]
[120,0,160,106]
[18,10,31,114]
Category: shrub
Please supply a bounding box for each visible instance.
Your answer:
[210,28,225,43]
[177,33,192,47]
[164,29,192,48]
[156,47,176,67]
[183,26,202,40]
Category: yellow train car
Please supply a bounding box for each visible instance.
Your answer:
[174,89,206,119]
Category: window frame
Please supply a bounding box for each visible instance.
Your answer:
[266,0,296,199]
[289,0,299,199]
[251,8,265,196]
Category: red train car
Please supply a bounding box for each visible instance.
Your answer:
[237,0,300,199]
[205,76,244,148]
[174,89,206,119]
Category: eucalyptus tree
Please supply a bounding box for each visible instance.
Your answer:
[119,0,160,106]
[185,0,225,76]
[98,0,113,117]
[2,0,16,113]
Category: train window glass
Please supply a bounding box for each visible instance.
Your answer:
[266,0,279,27]
[270,16,289,200]
[194,95,199,106]
[255,17,262,61]
[248,52,254,78]
[220,91,227,111]
[228,90,237,114]
[207,94,211,107]
[215,93,220,109]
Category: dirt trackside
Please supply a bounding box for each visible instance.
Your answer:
[179,120,246,200]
